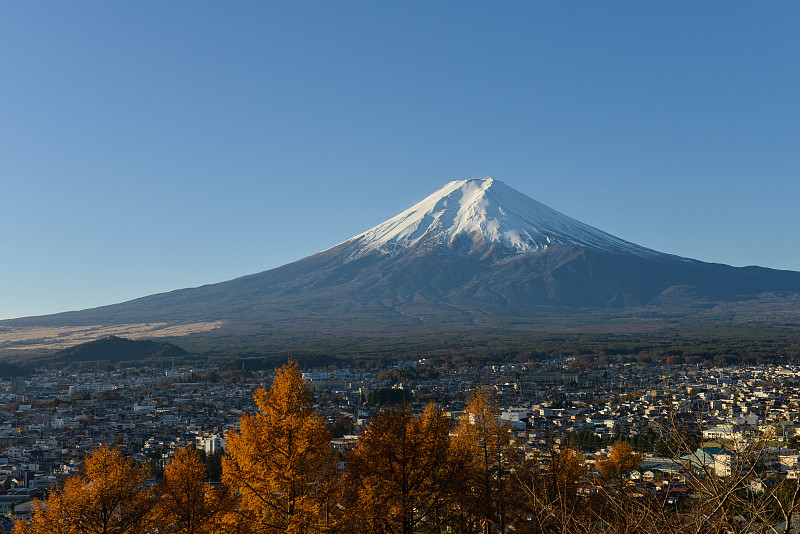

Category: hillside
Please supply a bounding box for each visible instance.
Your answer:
[48,335,188,364]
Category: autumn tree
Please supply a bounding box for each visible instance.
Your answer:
[348,403,458,534]
[514,447,591,533]
[222,361,340,534]
[595,440,642,482]
[15,445,155,534]
[675,433,780,534]
[154,446,231,534]
[451,389,521,533]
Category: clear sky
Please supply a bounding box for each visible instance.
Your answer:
[1,2,798,320]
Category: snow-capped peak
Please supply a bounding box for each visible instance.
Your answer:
[348,177,661,260]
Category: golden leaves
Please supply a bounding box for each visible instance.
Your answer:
[156,447,232,534]
[595,441,643,481]
[222,361,337,534]
[349,403,455,534]
[16,445,154,534]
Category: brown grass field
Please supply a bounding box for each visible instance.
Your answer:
[0,321,224,355]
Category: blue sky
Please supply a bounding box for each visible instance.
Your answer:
[1,2,798,320]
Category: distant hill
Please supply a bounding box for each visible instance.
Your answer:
[0,362,28,377]
[51,336,188,363]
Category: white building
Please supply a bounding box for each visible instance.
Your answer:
[202,434,225,455]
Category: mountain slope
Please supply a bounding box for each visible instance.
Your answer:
[2,178,800,352]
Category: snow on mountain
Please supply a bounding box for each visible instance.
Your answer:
[348,177,663,260]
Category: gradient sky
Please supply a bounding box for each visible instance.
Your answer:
[1,2,798,320]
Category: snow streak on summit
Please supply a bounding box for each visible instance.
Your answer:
[349,178,662,260]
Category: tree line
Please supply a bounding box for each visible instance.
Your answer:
[15,362,800,534]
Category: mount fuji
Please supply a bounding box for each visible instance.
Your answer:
[349,177,661,260]
[3,178,800,354]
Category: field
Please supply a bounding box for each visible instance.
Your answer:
[0,321,224,355]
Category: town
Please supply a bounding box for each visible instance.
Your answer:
[2,355,800,529]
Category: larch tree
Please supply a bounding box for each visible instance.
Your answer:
[348,403,457,534]
[154,446,231,534]
[595,440,642,482]
[222,361,339,534]
[591,440,648,534]
[14,445,155,534]
[514,448,591,533]
[452,389,520,534]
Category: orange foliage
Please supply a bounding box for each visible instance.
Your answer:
[595,440,642,480]
[14,445,154,534]
[452,389,520,533]
[155,446,231,534]
[349,403,455,534]
[222,361,338,534]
